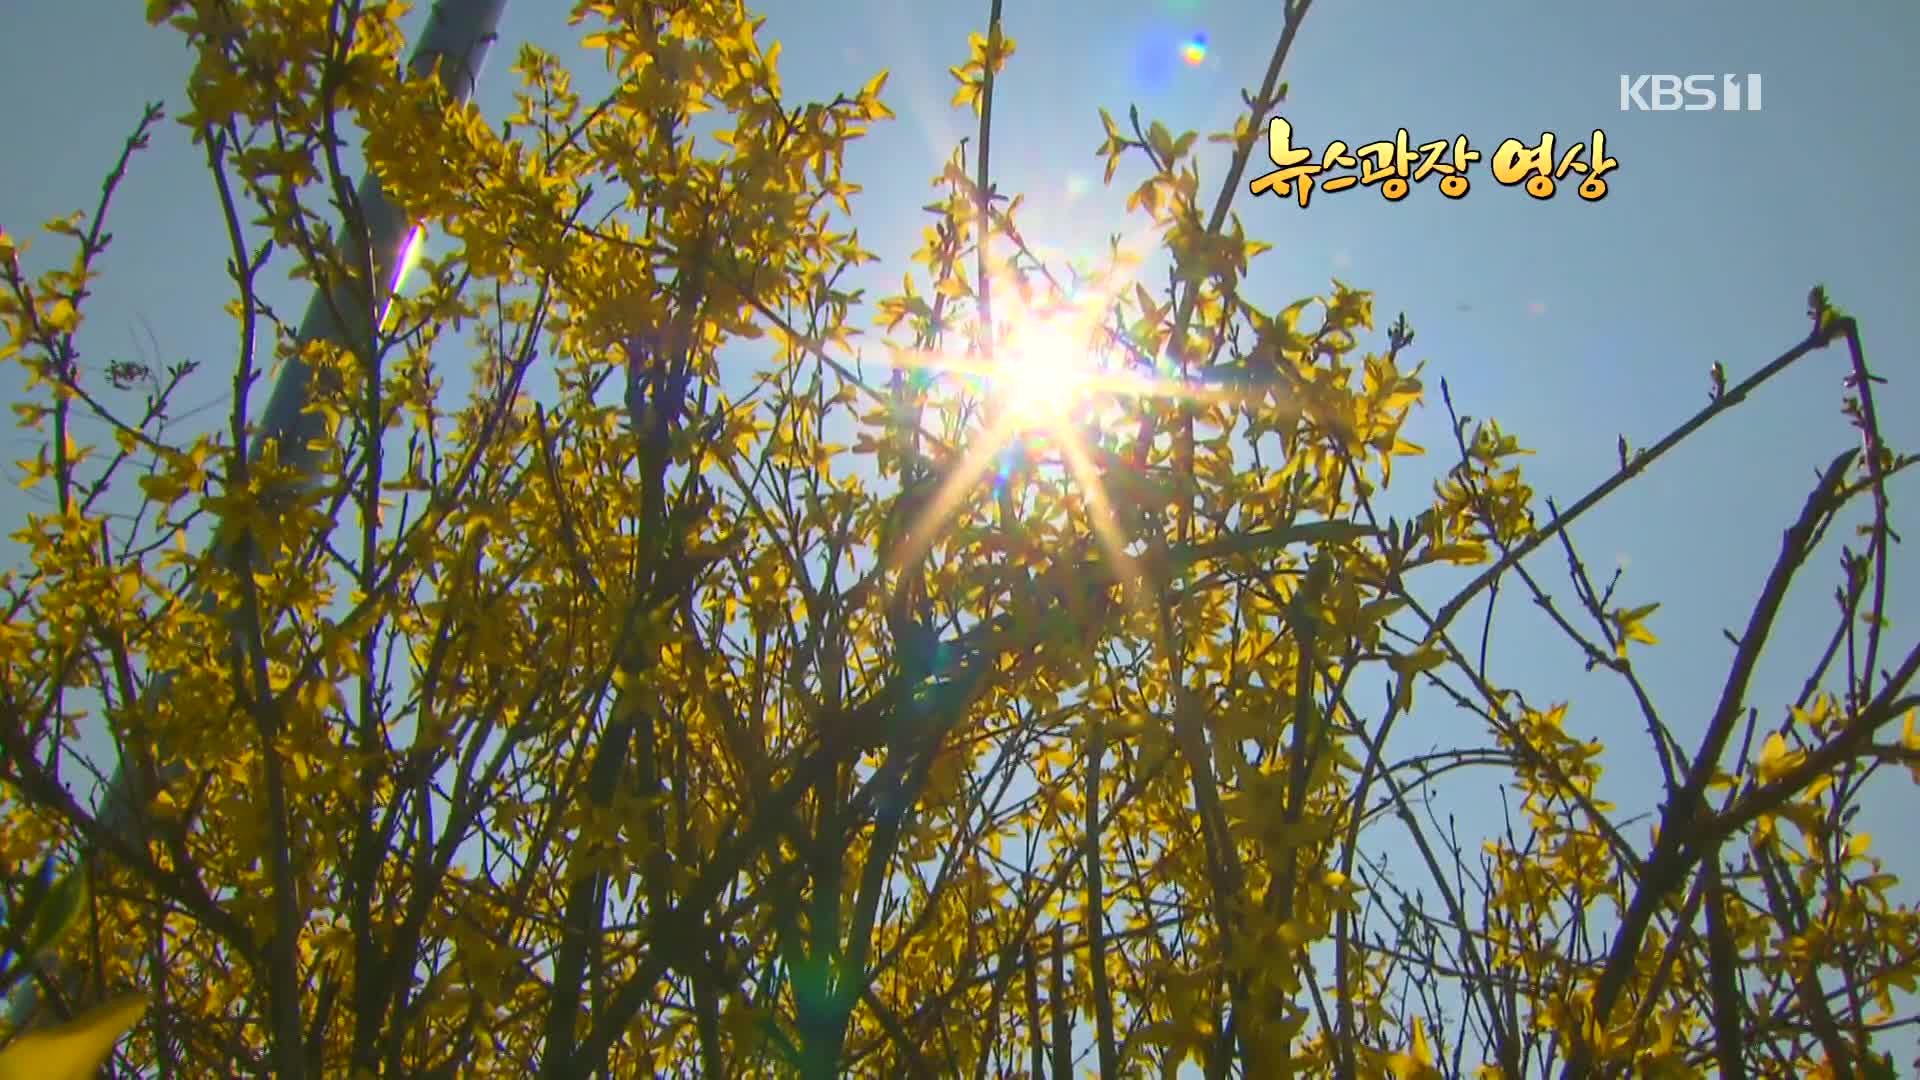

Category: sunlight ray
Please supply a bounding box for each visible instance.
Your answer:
[882,407,1021,580]
[1056,434,1151,617]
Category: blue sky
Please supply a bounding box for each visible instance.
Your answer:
[3,0,1917,1066]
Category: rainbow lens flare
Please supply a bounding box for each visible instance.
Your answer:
[1180,33,1208,66]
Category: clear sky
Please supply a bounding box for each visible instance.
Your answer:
[3,0,1917,1065]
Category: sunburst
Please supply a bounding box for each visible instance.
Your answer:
[992,295,1107,431]
[876,267,1201,603]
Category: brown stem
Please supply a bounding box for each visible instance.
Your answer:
[1571,448,1855,1074]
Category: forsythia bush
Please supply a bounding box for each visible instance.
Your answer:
[1,1,1914,1076]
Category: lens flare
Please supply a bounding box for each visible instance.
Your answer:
[998,311,1098,427]
[1180,33,1208,66]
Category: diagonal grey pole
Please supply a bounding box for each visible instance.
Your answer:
[4,0,509,1029]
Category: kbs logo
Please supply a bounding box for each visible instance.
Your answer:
[1619,74,1762,112]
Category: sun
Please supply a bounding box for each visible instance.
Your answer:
[995,305,1102,429]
